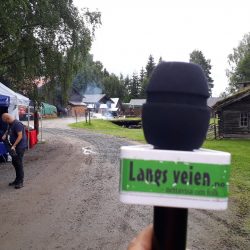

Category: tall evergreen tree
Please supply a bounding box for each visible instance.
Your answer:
[129,73,140,99]
[123,75,131,102]
[189,50,214,96]
[146,55,156,78]
[119,73,129,100]
[140,79,149,99]
[139,67,146,83]
[139,67,148,98]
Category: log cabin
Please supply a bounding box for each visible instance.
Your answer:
[214,85,250,138]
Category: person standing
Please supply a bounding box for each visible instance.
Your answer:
[1,113,27,189]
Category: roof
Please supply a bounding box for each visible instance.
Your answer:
[214,87,250,110]
[129,99,146,106]
[111,98,119,108]
[16,92,30,106]
[82,94,107,104]
[69,93,84,103]
[0,82,30,106]
[68,101,86,106]
[207,97,223,108]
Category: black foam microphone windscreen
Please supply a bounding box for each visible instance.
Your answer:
[142,61,210,151]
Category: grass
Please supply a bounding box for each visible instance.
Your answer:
[69,119,145,142]
[210,117,218,124]
[69,119,250,231]
[204,139,250,229]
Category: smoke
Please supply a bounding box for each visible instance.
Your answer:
[72,81,116,120]
[83,82,103,95]
[106,100,112,108]
[104,110,113,119]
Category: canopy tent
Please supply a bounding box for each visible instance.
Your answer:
[15,92,30,106]
[41,102,57,115]
[0,95,10,135]
[0,82,30,119]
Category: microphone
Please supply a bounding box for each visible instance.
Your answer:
[142,61,210,249]
[142,61,210,151]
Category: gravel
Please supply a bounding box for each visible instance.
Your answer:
[0,118,249,250]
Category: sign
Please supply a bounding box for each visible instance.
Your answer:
[0,95,10,107]
[120,145,231,210]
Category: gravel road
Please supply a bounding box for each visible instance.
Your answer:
[0,118,249,250]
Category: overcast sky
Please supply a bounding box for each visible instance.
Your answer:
[74,0,250,96]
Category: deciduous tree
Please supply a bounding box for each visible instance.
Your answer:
[0,0,101,105]
[227,32,250,93]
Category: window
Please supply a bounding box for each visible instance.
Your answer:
[240,113,248,127]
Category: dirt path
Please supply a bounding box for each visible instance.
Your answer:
[0,118,249,250]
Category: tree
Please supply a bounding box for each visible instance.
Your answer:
[145,55,156,78]
[227,32,250,93]
[71,54,104,98]
[129,73,140,99]
[123,75,131,102]
[139,67,146,84]
[140,78,149,99]
[237,52,250,80]
[119,74,129,101]
[0,0,101,105]
[102,73,125,99]
[103,68,110,77]
[189,50,214,96]
[139,67,148,98]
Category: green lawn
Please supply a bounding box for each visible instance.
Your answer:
[204,139,250,231]
[70,119,145,142]
[69,119,250,231]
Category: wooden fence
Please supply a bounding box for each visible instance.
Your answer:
[206,123,220,140]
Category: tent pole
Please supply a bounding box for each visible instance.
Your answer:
[27,105,30,150]
[40,105,43,141]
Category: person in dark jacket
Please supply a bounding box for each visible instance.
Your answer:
[2,113,27,189]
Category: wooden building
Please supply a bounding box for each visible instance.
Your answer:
[68,101,87,117]
[123,99,146,117]
[68,91,87,117]
[82,94,113,113]
[207,97,222,117]
[69,88,114,116]
[214,87,250,138]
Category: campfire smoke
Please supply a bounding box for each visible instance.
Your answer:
[82,82,103,95]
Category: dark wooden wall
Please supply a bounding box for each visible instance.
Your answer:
[123,107,142,117]
[218,95,250,138]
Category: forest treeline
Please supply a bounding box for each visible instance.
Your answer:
[1,1,250,107]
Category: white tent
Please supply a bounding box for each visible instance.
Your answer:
[0,82,30,119]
